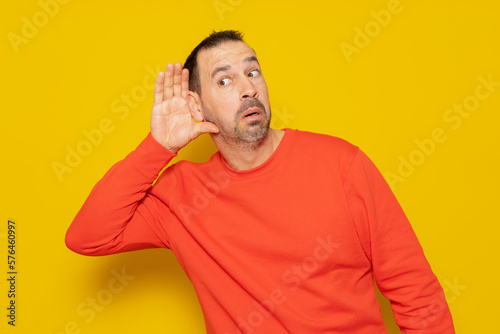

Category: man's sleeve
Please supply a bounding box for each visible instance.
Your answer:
[65,133,178,256]
[342,149,455,333]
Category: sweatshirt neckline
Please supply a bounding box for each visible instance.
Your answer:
[217,128,297,179]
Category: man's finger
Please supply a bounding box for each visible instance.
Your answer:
[173,62,182,97]
[164,63,174,99]
[153,71,164,105]
[181,68,189,99]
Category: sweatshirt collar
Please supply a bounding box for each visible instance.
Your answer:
[216,128,297,179]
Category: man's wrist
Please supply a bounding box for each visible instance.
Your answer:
[126,133,177,177]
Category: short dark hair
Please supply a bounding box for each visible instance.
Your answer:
[184,30,245,95]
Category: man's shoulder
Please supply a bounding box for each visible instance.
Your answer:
[153,152,222,192]
[291,128,359,156]
[170,151,221,175]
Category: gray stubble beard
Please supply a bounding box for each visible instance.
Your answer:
[205,99,272,149]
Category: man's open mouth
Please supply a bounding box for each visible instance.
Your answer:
[242,107,262,118]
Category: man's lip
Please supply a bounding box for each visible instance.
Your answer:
[242,107,263,118]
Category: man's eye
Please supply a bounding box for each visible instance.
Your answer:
[248,70,259,77]
[218,78,230,86]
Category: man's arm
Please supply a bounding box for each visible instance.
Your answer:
[65,63,218,256]
[342,149,455,333]
[65,132,176,255]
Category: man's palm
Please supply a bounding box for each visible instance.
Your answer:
[150,62,218,153]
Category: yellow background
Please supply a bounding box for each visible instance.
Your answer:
[2,0,499,333]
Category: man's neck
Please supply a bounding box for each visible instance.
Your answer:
[212,128,285,170]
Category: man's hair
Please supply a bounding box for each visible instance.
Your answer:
[184,30,245,95]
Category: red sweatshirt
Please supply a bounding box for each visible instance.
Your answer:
[66,129,454,333]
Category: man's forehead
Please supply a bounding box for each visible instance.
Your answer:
[198,41,258,75]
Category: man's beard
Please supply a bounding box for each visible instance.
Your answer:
[204,98,271,146]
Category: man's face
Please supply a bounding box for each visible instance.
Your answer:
[196,41,271,144]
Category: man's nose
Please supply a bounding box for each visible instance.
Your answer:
[240,76,258,100]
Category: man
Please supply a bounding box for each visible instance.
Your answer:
[66,30,455,333]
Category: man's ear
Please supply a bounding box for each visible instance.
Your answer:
[187,91,203,122]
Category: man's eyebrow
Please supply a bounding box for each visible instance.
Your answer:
[210,56,260,79]
[244,56,259,64]
[211,65,231,79]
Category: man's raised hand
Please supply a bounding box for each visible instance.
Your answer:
[150,62,219,153]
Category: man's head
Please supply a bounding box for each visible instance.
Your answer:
[184,30,245,96]
[185,30,272,146]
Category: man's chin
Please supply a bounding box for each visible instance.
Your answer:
[236,123,270,143]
